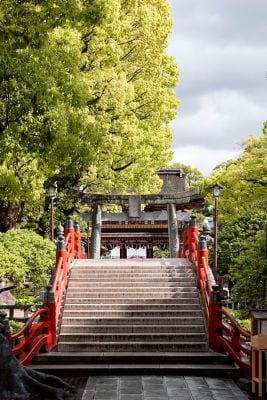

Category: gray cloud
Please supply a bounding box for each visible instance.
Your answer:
[170,0,267,46]
[168,0,267,175]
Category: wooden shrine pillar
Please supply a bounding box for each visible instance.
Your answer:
[146,245,153,259]
[120,244,127,259]
[90,204,102,259]
[167,203,179,258]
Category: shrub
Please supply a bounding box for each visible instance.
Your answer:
[0,229,55,301]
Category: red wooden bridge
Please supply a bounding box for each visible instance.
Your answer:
[5,217,251,378]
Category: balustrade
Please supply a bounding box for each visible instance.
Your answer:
[6,218,85,365]
[181,220,252,379]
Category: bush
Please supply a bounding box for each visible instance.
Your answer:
[225,308,250,332]
[0,229,55,301]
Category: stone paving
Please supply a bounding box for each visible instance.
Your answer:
[81,375,249,400]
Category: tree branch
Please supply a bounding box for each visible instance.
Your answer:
[243,178,267,187]
[81,30,94,53]
[111,160,134,171]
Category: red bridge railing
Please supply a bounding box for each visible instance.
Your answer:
[7,217,85,365]
[181,216,252,379]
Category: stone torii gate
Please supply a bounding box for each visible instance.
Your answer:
[80,190,203,259]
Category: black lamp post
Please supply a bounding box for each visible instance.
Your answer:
[212,183,222,282]
[48,183,57,242]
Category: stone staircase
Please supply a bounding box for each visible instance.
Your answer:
[31,259,239,376]
[58,258,208,353]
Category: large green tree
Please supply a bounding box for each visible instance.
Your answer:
[204,122,267,306]
[0,0,178,231]
[204,121,267,224]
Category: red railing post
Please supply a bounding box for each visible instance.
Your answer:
[188,216,198,262]
[74,221,82,258]
[197,235,208,288]
[181,222,189,257]
[43,284,57,349]
[232,326,241,356]
[209,284,222,352]
[65,216,75,257]
[56,236,68,286]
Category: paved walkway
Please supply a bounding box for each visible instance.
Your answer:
[81,375,249,400]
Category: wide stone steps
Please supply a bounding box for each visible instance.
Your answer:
[66,287,198,294]
[64,297,200,304]
[63,303,200,311]
[60,317,205,325]
[60,324,206,334]
[57,259,208,353]
[71,259,192,267]
[65,292,198,299]
[30,259,240,377]
[59,332,207,342]
[61,310,201,318]
[31,351,240,378]
[68,280,195,287]
[57,341,208,352]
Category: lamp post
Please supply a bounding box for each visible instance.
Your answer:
[212,183,222,282]
[48,183,57,242]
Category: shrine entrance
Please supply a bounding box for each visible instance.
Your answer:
[79,169,203,259]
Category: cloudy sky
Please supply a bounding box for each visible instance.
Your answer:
[168,0,267,176]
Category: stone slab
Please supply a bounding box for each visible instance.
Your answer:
[81,375,249,400]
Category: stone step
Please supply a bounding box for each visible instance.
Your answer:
[57,341,209,352]
[32,351,232,365]
[60,324,206,334]
[63,303,200,311]
[69,275,195,281]
[72,258,191,267]
[30,351,240,378]
[30,363,240,379]
[64,291,199,299]
[66,287,198,293]
[62,310,201,318]
[71,268,193,275]
[61,317,204,325]
[71,265,192,270]
[63,297,200,304]
[58,333,207,343]
[67,281,196,288]
[71,268,193,273]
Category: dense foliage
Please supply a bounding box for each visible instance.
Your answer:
[229,230,266,307]
[0,230,55,301]
[205,121,267,224]
[0,0,178,231]
[204,122,267,307]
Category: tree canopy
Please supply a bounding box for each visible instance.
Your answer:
[0,0,178,231]
[203,122,267,306]
[204,121,267,224]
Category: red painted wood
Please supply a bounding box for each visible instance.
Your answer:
[11,218,84,365]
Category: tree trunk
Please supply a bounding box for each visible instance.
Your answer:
[0,202,23,232]
[0,322,76,400]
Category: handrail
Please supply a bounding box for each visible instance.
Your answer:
[10,307,52,364]
[181,218,252,379]
[221,307,251,339]
[9,218,85,365]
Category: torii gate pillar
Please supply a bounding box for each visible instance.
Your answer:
[167,203,179,258]
[90,204,102,259]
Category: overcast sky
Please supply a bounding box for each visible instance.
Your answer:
[168,0,267,176]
